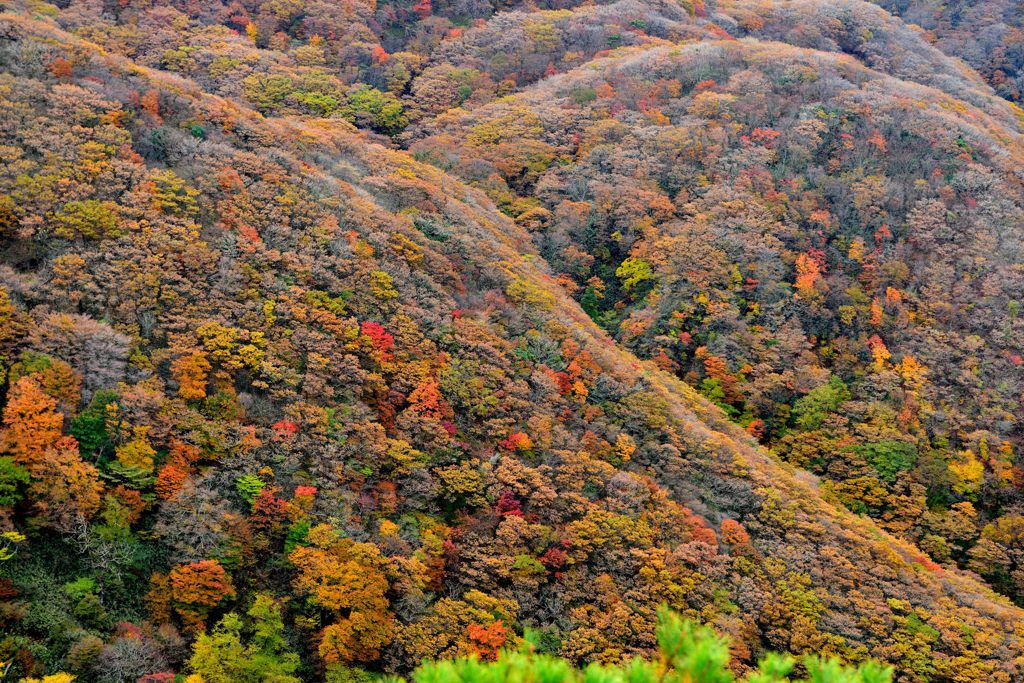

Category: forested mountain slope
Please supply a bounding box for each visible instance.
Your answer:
[720,0,1020,120]
[868,0,1024,105]
[2,1,1024,682]
[414,29,1024,606]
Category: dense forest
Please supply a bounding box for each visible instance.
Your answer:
[1,0,1024,681]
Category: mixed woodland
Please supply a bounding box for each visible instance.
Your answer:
[2,0,1024,681]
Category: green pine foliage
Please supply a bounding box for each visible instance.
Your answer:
[407,608,892,683]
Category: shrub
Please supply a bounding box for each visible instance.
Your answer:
[406,606,892,683]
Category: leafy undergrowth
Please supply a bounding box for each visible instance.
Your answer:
[406,607,893,683]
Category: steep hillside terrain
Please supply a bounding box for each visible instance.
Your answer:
[2,1,1024,682]
[869,0,1024,104]
[721,0,1017,117]
[413,29,1024,607]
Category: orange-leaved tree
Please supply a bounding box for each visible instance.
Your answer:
[170,559,236,632]
[289,524,394,664]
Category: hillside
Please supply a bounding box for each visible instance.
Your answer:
[1,1,1024,683]
[412,25,1024,604]
[868,0,1024,105]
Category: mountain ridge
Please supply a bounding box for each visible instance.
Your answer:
[2,1,1024,681]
